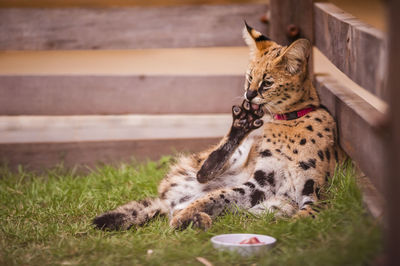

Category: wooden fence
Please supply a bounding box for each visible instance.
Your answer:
[270,1,398,265]
[1,0,399,263]
[0,3,268,170]
[270,0,388,192]
[0,1,389,185]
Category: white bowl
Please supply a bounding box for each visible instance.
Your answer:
[210,233,276,256]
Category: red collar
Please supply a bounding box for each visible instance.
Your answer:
[273,106,315,120]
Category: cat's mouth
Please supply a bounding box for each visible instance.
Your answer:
[251,103,261,110]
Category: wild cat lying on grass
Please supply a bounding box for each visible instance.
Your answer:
[93,23,344,231]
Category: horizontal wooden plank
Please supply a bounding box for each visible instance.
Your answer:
[314,47,388,114]
[314,3,387,101]
[0,138,220,172]
[0,114,231,143]
[0,4,268,50]
[0,75,245,115]
[315,74,387,191]
[0,0,266,8]
[0,47,249,75]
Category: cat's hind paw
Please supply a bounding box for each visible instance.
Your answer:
[93,211,129,231]
[170,211,212,230]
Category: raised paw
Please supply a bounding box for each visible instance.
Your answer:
[170,211,212,230]
[232,100,264,132]
[196,100,264,184]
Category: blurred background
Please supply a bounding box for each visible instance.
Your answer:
[0,0,386,171]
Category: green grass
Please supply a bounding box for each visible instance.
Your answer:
[0,158,382,265]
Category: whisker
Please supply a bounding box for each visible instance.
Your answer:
[232,95,244,101]
[269,101,285,115]
[263,103,274,117]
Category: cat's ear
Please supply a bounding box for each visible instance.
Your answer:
[275,39,311,74]
[242,22,273,59]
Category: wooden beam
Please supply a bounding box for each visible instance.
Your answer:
[385,0,400,264]
[0,0,266,8]
[0,48,249,76]
[314,74,387,191]
[314,3,387,101]
[0,138,219,172]
[355,166,384,220]
[0,75,244,115]
[0,114,231,143]
[0,4,268,50]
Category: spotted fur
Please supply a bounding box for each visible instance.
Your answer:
[93,24,344,231]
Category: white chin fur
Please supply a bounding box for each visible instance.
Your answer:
[244,92,264,104]
[251,97,264,105]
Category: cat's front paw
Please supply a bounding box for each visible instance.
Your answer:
[231,100,264,133]
[170,210,212,230]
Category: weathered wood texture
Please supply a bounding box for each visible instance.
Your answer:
[315,75,387,191]
[0,0,265,8]
[0,4,268,50]
[0,115,231,143]
[0,75,244,115]
[314,3,387,101]
[269,0,314,45]
[269,0,314,77]
[355,167,384,220]
[386,0,400,264]
[0,138,219,172]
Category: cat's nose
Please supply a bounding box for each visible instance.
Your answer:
[245,90,258,101]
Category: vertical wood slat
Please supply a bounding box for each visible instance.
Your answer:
[313,3,387,101]
[269,0,314,77]
[386,0,400,265]
[0,4,268,50]
[269,0,314,45]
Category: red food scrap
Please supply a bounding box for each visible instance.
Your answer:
[239,237,264,244]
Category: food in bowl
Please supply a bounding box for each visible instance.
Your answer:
[239,237,264,244]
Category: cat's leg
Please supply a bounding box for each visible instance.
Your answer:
[248,195,297,217]
[169,179,275,230]
[197,100,264,183]
[294,179,319,218]
[93,197,168,230]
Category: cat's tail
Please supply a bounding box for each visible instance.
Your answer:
[93,197,168,230]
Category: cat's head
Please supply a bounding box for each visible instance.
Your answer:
[243,23,316,114]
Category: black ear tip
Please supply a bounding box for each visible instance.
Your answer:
[243,20,252,32]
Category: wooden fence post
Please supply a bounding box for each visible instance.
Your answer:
[386,0,400,265]
[269,0,314,45]
[269,0,314,77]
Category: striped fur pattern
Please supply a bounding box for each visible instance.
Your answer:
[93,24,343,231]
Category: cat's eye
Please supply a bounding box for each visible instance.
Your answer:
[264,80,274,87]
[258,80,274,94]
[246,75,253,83]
